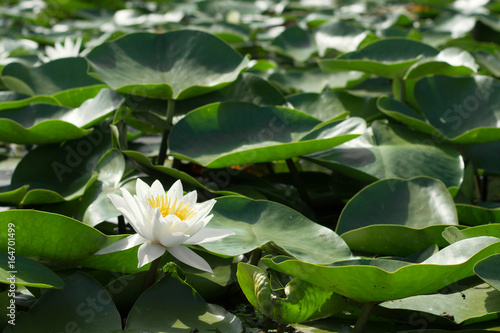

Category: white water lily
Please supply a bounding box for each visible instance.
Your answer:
[40,36,82,62]
[96,179,234,273]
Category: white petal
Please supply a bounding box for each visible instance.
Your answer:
[150,179,166,197]
[184,214,214,235]
[194,199,217,220]
[159,231,190,248]
[141,205,160,240]
[137,241,166,268]
[121,188,148,234]
[135,178,150,202]
[182,190,197,206]
[96,234,146,255]
[167,245,213,273]
[166,179,183,200]
[184,228,235,245]
[108,194,138,229]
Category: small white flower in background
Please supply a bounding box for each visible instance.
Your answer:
[96,179,234,273]
[40,36,82,62]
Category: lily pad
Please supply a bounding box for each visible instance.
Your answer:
[456,204,500,226]
[314,19,369,55]
[287,90,378,122]
[414,75,500,144]
[169,101,365,168]
[404,47,478,80]
[199,196,354,264]
[0,210,119,266]
[0,88,123,144]
[268,68,367,93]
[4,271,122,333]
[0,124,112,205]
[318,38,438,78]
[174,72,287,116]
[381,281,500,325]
[1,57,105,107]
[474,254,500,292]
[0,253,64,288]
[237,262,344,324]
[336,177,460,256]
[86,30,249,100]
[304,120,464,190]
[42,149,134,226]
[377,95,443,138]
[124,273,242,333]
[263,236,500,302]
[271,25,316,62]
[0,91,56,111]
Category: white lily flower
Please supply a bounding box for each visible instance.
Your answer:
[96,179,234,273]
[40,36,82,62]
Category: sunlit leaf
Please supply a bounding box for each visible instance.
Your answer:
[86,30,249,100]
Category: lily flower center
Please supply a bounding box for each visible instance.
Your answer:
[147,194,197,220]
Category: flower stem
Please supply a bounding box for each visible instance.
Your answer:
[285,158,312,206]
[141,257,162,292]
[117,215,126,234]
[352,302,377,333]
[249,248,262,266]
[156,99,176,165]
[277,323,286,333]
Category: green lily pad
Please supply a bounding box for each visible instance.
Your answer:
[404,47,478,80]
[0,88,123,144]
[336,177,459,256]
[169,101,365,168]
[381,281,500,325]
[318,38,438,78]
[414,75,500,144]
[268,68,367,93]
[304,121,463,190]
[189,22,250,44]
[0,254,64,288]
[237,262,344,324]
[314,19,369,55]
[0,210,119,266]
[4,271,122,333]
[86,30,249,100]
[456,204,500,226]
[0,91,56,111]
[199,196,354,264]
[124,273,242,333]
[271,25,316,62]
[0,124,112,205]
[377,95,443,138]
[263,236,500,302]
[475,50,500,77]
[287,90,379,122]
[174,72,287,116]
[475,254,500,293]
[42,149,134,226]
[1,57,105,107]
[448,224,500,240]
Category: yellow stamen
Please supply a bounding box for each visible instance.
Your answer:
[146,194,197,220]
